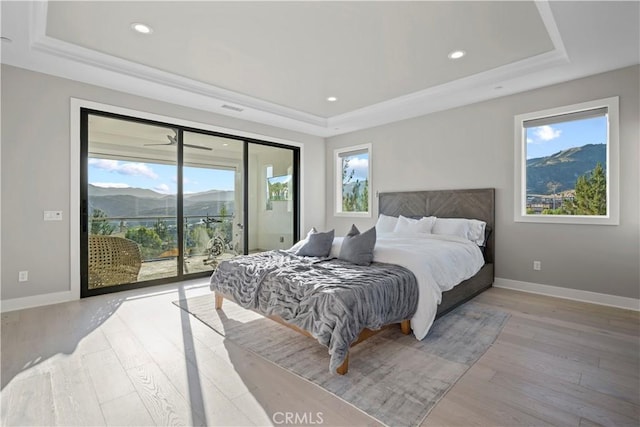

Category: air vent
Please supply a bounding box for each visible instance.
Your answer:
[221,104,244,112]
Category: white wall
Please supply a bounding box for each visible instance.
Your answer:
[326,65,639,301]
[0,64,325,306]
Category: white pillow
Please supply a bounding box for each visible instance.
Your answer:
[375,214,398,233]
[432,218,487,245]
[393,215,436,234]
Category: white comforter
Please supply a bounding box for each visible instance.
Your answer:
[329,233,485,340]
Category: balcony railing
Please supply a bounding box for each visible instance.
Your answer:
[88,214,240,284]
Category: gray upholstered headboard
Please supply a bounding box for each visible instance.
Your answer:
[378,188,495,263]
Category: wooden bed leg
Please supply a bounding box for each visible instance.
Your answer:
[336,353,349,375]
[214,292,223,310]
[400,319,411,335]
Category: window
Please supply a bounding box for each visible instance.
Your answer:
[335,144,371,217]
[514,97,619,225]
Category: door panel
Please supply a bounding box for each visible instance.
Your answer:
[86,114,178,289]
[247,144,295,252]
[182,131,244,273]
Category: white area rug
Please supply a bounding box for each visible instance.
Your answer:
[174,295,509,427]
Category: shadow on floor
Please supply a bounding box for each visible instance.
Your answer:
[1,293,125,389]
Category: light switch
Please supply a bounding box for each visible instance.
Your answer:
[44,211,63,221]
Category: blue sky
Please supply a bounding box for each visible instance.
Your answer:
[343,152,369,183]
[526,115,607,159]
[89,158,235,194]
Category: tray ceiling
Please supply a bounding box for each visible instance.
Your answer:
[1,1,638,136]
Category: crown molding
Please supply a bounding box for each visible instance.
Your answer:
[28,2,331,135]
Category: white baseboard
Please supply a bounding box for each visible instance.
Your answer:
[3,278,637,313]
[0,278,210,313]
[494,277,640,312]
[1,290,77,313]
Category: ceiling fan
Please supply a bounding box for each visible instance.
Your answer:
[144,132,212,151]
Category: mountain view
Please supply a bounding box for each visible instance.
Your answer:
[526,143,606,195]
[89,143,602,218]
[88,184,235,218]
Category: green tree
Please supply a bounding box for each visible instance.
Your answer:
[341,158,369,212]
[360,179,369,212]
[154,219,169,241]
[125,226,163,259]
[154,218,176,250]
[219,203,228,219]
[217,203,232,243]
[90,208,115,235]
[342,158,355,186]
[559,162,607,215]
[269,182,288,200]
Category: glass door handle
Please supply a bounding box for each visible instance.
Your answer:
[81,200,88,233]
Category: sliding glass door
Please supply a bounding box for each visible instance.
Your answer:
[182,131,244,273]
[83,114,181,292]
[80,110,296,297]
[247,143,296,252]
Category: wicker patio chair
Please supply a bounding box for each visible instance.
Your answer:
[89,235,142,288]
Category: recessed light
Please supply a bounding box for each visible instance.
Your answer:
[131,23,153,34]
[326,96,338,102]
[447,50,466,60]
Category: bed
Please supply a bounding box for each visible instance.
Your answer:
[378,188,495,318]
[210,188,495,374]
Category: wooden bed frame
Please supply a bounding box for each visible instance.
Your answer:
[215,188,495,374]
[215,293,410,374]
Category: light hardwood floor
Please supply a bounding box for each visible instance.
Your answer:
[1,282,638,426]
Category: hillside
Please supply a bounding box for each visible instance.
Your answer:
[88,184,167,199]
[88,185,235,218]
[526,143,606,195]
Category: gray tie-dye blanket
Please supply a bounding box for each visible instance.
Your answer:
[209,250,418,373]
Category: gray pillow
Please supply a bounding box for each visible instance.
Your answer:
[295,229,335,257]
[287,227,316,253]
[339,224,376,266]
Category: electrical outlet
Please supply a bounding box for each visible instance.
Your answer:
[533,261,541,271]
[18,271,28,282]
[279,236,284,243]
